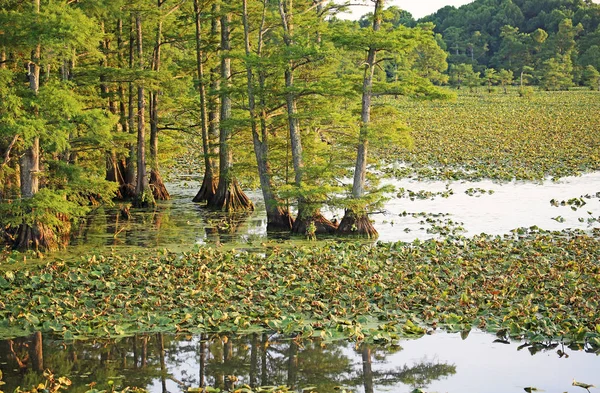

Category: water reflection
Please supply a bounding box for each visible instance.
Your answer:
[63,172,600,256]
[1,331,599,393]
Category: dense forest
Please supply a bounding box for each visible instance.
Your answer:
[0,0,598,252]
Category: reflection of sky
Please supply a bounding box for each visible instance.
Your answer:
[145,331,600,393]
[377,331,600,393]
[173,171,600,245]
[374,172,600,243]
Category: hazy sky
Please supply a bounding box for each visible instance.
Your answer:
[340,0,600,20]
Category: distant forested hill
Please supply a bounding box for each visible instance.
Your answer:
[417,0,600,87]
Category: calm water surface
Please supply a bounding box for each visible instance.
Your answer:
[5,175,599,392]
[66,172,600,254]
[1,331,598,393]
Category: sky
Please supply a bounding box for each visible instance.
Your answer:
[339,0,600,20]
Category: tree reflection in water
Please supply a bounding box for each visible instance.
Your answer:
[0,332,457,392]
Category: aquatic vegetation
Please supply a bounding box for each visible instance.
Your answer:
[1,231,599,346]
[385,91,600,182]
[396,188,454,201]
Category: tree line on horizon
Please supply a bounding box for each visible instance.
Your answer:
[0,0,597,252]
[361,0,600,90]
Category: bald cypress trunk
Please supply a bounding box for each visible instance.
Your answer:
[243,0,293,230]
[278,0,336,236]
[337,0,382,238]
[149,0,169,201]
[133,13,155,208]
[192,0,217,203]
[14,0,54,250]
[207,11,253,212]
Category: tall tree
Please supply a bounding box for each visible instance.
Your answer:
[207,6,254,212]
[336,0,384,238]
[148,0,170,201]
[192,0,218,203]
[278,0,337,236]
[133,11,155,207]
[243,0,293,230]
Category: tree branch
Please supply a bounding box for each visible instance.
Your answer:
[2,135,19,166]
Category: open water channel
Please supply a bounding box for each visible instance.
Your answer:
[2,173,600,392]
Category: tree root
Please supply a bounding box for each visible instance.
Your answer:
[132,186,156,208]
[150,169,170,201]
[292,210,337,237]
[267,208,294,232]
[336,209,378,238]
[193,174,217,203]
[118,183,136,200]
[13,215,71,252]
[207,180,254,212]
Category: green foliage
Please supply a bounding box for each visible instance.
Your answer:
[582,64,600,90]
[387,90,600,181]
[538,55,574,90]
[1,230,599,346]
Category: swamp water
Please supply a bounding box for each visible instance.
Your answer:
[68,172,600,253]
[3,173,600,393]
[1,331,599,393]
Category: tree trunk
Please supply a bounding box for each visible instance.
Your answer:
[192,0,217,203]
[278,0,335,236]
[14,0,50,250]
[101,22,118,185]
[337,0,382,238]
[116,18,131,198]
[362,346,374,393]
[149,3,169,201]
[133,13,155,208]
[29,332,44,372]
[243,0,292,230]
[207,11,253,212]
[0,48,6,69]
[122,14,137,199]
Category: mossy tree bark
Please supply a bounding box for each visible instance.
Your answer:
[336,0,382,239]
[207,10,253,212]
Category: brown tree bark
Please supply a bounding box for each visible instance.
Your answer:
[149,1,170,201]
[337,0,382,238]
[207,10,253,212]
[192,0,217,203]
[133,13,155,208]
[122,14,138,199]
[278,0,336,236]
[243,0,293,230]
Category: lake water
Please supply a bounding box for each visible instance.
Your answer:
[1,330,598,393]
[4,174,599,392]
[66,172,600,253]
